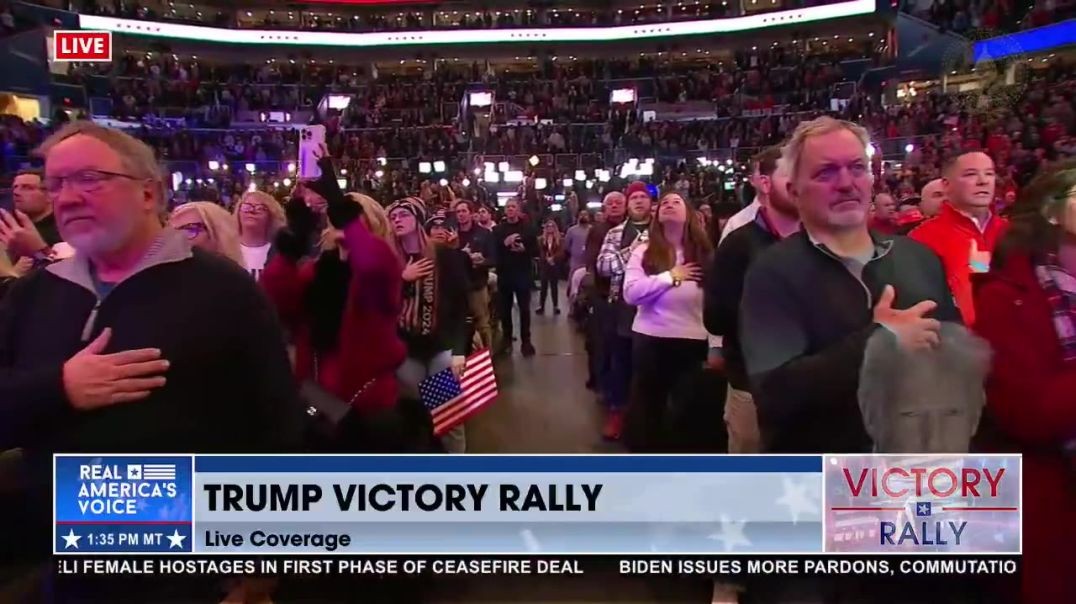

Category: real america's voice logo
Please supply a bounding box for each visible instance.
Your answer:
[823,455,1021,554]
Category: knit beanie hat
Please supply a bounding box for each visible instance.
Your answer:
[386,196,428,225]
[624,181,651,199]
[424,210,455,233]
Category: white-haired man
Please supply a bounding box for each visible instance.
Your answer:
[739,117,960,455]
[0,122,303,579]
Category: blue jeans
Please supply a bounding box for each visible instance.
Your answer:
[603,333,633,411]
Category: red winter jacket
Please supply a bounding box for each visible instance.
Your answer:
[910,203,1008,325]
[261,218,406,412]
[973,255,1076,604]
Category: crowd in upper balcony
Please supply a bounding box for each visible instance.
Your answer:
[905,0,1076,34]
[62,0,845,32]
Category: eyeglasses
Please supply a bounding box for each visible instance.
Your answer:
[176,222,208,239]
[44,170,140,196]
[239,202,268,215]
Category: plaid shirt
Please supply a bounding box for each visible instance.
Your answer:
[596,222,643,302]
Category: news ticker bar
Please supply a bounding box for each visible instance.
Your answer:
[54,454,1021,556]
[55,555,1021,579]
[78,0,875,47]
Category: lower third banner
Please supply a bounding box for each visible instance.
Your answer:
[52,454,1020,556]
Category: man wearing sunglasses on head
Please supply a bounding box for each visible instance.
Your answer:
[0,122,304,599]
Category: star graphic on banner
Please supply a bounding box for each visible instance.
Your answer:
[167,530,186,549]
[519,529,541,553]
[775,475,816,524]
[62,529,81,549]
[707,515,750,552]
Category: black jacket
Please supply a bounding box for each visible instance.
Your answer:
[492,219,538,280]
[703,219,780,390]
[740,230,960,453]
[0,229,305,483]
[399,246,472,359]
[456,223,495,292]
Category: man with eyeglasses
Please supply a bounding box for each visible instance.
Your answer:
[0,122,303,595]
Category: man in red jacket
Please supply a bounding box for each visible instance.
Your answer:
[910,151,1007,325]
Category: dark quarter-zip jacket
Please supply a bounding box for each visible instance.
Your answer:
[739,230,961,453]
[0,229,305,486]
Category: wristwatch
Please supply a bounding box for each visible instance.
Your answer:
[672,276,683,287]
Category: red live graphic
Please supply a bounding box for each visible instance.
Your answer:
[53,31,112,62]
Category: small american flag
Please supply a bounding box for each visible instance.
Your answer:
[419,349,498,436]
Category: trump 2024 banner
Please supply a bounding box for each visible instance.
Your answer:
[54,454,1020,555]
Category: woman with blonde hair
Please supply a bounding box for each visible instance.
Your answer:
[233,190,285,279]
[537,218,563,315]
[169,202,244,267]
[621,192,715,452]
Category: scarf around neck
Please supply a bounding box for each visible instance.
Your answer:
[1034,253,1076,363]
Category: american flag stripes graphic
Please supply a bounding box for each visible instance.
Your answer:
[419,349,498,436]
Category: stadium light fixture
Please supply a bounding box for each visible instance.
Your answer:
[585,180,594,189]
[598,170,611,183]
[535,177,547,190]
[529,155,540,166]
[505,170,524,183]
[484,162,495,172]
[434,161,446,173]
[245,163,256,174]
[207,160,219,171]
[575,170,586,181]
[563,178,573,187]
[485,171,500,183]
[419,162,432,174]
[498,161,510,173]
